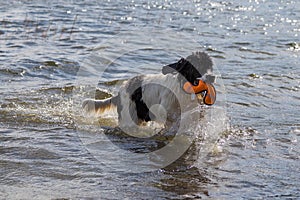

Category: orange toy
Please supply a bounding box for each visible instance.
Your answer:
[183,80,216,105]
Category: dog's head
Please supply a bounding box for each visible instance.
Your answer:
[162,52,214,84]
[162,52,216,105]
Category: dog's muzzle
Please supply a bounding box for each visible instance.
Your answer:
[183,77,216,106]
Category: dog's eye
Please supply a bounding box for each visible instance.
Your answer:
[193,80,199,86]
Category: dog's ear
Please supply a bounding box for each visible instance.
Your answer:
[162,58,187,75]
[162,62,178,74]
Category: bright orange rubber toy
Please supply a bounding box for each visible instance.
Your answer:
[183,80,216,105]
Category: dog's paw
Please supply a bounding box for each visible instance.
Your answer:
[82,99,96,113]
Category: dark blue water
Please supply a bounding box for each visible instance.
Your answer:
[1,0,300,199]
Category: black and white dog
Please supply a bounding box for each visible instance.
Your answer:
[82,52,216,129]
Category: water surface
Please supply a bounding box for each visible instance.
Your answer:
[1,0,300,199]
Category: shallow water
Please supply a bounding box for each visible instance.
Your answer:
[1,0,300,199]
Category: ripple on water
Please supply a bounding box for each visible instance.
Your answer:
[0,0,300,199]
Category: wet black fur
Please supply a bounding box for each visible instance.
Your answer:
[125,76,153,122]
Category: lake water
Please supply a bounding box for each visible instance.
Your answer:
[1,0,300,199]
